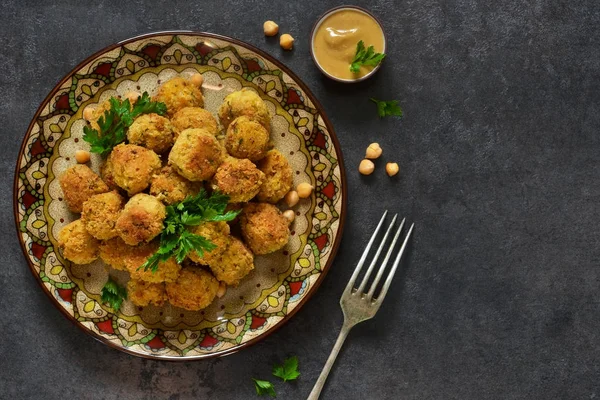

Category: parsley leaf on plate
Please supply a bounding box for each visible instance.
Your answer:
[139,189,240,273]
[272,356,300,382]
[350,40,386,74]
[100,277,127,312]
[83,92,166,157]
[370,98,403,118]
[252,378,276,397]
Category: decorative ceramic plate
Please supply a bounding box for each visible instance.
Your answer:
[14,32,346,360]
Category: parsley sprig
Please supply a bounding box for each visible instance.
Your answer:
[272,356,300,382]
[139,190,240,273]
[350,40,386,74]
[252,356,301,397]
[83,92,167,157]
[253,379,276,397]
[100,277,127,312]
[370,98,403,118]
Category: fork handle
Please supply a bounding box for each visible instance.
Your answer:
[307,322,352,400]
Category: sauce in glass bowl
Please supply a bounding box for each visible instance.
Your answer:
[311,7,386,82]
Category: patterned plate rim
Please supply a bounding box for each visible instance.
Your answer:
[12,31,347,360]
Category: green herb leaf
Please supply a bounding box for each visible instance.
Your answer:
[369,98,403,118]
[252,379,276,397]
[139,189,241,273]
[82,91,166,157]
[350,40,386,73]
[100,277,127,312]
[272,356,300,382]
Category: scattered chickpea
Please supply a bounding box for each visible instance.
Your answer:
[359,159,375,175]
[216,282,227,298]
[386,162,400,177]
[190,73,204,87]
[296,182,313,198]
[75,150,91,164]
[83,107,95,122]
[280,33,295,50]
[365,143,383,159]
[263,20,279,37]
[124,91,140,104]
[282,210,295,225]
[284,190,299,207]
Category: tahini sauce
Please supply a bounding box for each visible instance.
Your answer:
[313,9,385,80]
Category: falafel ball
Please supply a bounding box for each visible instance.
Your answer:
[100,157,119,191]
[99,237,131,271]
[150,165,202,205]
[168,128,223,182]
[116,193,166,246]
[209,237,254,286]
[225,116,270,161]
[211,158,265,203]
[89,99,112,132]
[171,107,218,139]
[166,267,219,311]
[127,113,174,154]
[256,149,293,203]
[240,202,290,255]
[187,221,231,266]
[218,88,271,130]
[109,143,161,195]
[81,191,124,240]
[59,165,109,213]
[57,219,100,264]
[153,76,204,117]
[127,279,166,307]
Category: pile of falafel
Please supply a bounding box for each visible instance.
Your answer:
[57,75,296,312]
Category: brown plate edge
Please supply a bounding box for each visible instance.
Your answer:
[12,30,348,361]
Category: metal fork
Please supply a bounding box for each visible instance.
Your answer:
[307,211,415,400]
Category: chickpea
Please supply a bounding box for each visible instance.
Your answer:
[83,107,95,122]
[282,210,295,225]
[263,20,279,37]
[359,159,375,175]
[75,150,91,164]
[216,281,227,298]
[124,91,140,104]
[284,190,299,207]
[190,73,204,87]
[280,33,294,50]
[365,143,383,159]
[296,182,313,198]
[386,162,400,177]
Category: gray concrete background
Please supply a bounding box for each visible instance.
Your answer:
[2,0,600,399]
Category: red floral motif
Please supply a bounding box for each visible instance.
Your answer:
[96,320,114,334]
[31,242,46,261]
[146,336,166,349]
[195,43,214,56]
[312,130,326,149]
[288,281,302,297]
[321,181,335,200]
[54,93,70,110]
[93,62,112,77]
[250,315,267,330]
[198,334,219,349]
[142,44,161,60]
[313,234,328,252]
[245,58,261,73]
[29,138,47,157]
[21,191,37,209]
[286,88,302,105]
[57,288,73,303]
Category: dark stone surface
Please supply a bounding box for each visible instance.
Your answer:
[2,0,600,399]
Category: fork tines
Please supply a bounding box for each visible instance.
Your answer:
[345,211,414,302]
